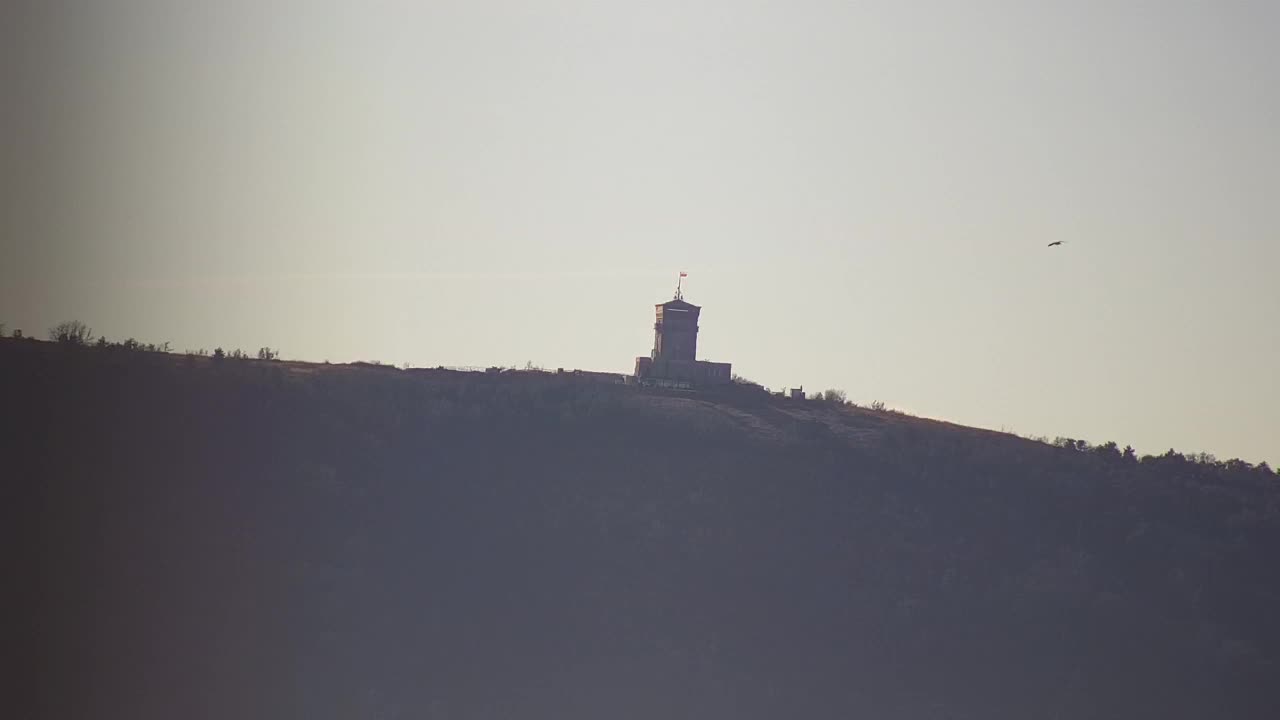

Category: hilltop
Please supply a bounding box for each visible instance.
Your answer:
[5,337,1279,719]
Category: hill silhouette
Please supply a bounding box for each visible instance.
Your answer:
[5,337,1279,719]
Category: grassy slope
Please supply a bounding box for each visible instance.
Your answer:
[5,338,1279,719]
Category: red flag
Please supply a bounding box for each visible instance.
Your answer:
[679,271,688,277]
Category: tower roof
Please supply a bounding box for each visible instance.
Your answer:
[658,298,700,311]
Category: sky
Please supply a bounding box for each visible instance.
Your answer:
[2,1,1277,464]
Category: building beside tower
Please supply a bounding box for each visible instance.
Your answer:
[634,276,732,385]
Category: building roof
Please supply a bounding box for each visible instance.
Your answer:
[658,298,700,311]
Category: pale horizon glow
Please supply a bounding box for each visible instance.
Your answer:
[2,1,1277,464]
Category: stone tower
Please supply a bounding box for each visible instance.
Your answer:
[633,275,732,385]
[652,296,700,363]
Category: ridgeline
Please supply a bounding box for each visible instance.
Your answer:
[6,337,1279,719]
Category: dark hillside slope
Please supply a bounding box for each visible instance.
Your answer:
[5,339,1279,719]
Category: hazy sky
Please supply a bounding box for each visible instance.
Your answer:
[3,1,1277,464]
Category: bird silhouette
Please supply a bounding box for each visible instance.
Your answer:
[1047,241,1065,247]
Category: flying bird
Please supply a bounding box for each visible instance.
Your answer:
[1047,241,1065,247]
